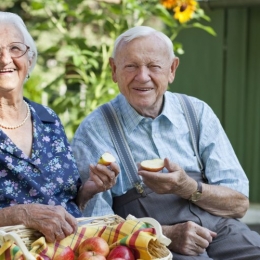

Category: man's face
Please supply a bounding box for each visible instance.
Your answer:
[109,34,179,118]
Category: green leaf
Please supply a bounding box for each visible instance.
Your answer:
[192,23,217,36]
[4,0,215,140]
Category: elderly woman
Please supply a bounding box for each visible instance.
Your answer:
[0,11,119,242]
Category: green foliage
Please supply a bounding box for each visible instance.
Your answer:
[1,0,214,140]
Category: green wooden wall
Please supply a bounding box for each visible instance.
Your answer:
[170,7,260,202]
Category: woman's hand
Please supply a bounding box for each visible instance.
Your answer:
[6,204,78,242]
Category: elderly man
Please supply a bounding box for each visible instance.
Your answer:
[72,26,260,259]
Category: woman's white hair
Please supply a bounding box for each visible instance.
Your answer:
[112,26,175,59]
[0,11,37,75]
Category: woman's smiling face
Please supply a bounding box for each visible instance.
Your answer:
[109,34,179,118]
[0,23,31,94]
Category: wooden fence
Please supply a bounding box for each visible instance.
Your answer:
[171,4,260,202]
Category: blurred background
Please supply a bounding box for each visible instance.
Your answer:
[174,0,260,232]
[1,0,259,227]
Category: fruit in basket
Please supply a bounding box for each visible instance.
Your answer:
[140,158,164,172]
[78,236,110,257]
[87,255,106,260]
[78,251,94,260]
[107,245,135,260]
[78,251,106,260]
[107,258,126,260]
[53,246,74,260]
[107,258,125,260]
[98,152,116,165]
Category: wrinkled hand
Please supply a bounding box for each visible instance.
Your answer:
[20,204,78,242]
[89,162,120,192]
[138,158,196,199]
[77,162,120,211]
[162,222,217,255]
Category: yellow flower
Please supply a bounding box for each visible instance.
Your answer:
[174,0,197,23]
[161,0,178,9]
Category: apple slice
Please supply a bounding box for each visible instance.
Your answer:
[140,158,164,172]
[98,152,116,166]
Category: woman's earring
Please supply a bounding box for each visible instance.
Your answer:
[26,74,30,79]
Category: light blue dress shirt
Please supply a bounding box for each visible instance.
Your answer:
[71,91,249,217]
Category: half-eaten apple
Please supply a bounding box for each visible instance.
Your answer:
[140,158,164,172]
[98,152,116,166]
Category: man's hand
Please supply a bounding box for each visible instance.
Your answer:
[76,162,120,210]
[139,158,249,218]
[19,204,78,242]
[162,222,217,255]
[138,158,196,199]
[89,162,119,192]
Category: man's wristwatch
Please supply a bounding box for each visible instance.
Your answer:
[189,181,202,202]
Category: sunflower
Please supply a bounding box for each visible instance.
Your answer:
[161,0,178,9]
[161,0,198,24]
[174,0,198,23]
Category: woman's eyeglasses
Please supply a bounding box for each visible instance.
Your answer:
[0,42,30,58]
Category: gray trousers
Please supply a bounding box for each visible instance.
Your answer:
[171,218,260,260]
[113,173,260,260]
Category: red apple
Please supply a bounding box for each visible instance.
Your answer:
[87,255,106,260]
[78,251,95,260]
[107,245,135,260]
[78,251,106,260]
[107,259,125,260]
[78,236,109,257]
[53,246,74,260]
[140,158,164,172]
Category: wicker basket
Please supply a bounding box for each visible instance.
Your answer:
[0,214,172,260]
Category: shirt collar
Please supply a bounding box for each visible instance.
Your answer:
[118,91,183,134]
[24,97,56,123]
[117,91,182,134]
[117,94,144,134]
[160,91,181,129]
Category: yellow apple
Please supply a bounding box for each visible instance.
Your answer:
[98,152,116,166]
[140,158,164,172]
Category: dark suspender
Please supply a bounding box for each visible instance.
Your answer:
[100,103,144,194]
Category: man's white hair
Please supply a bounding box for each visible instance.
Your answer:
[112,26,175,59]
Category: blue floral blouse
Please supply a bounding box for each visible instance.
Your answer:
[0,98,82,217]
